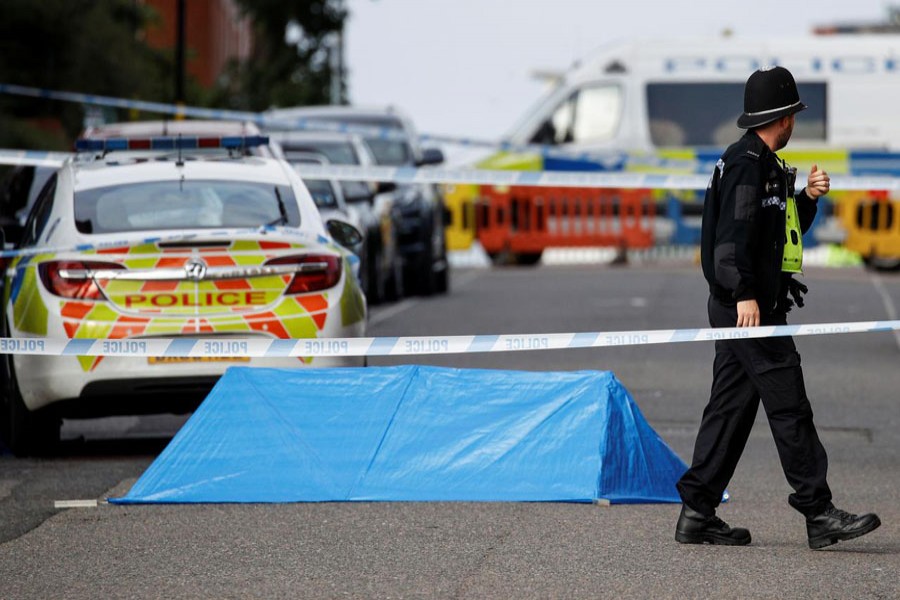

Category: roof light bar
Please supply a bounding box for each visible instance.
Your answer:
[74,135,269,153]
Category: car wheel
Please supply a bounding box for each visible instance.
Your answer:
[367,241,384,305]
[384,254,404,302]
[434,233,449,294]
[863,254,900,271]
[1,355,60,457]
[417,243,437,297]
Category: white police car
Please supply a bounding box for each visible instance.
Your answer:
[1,135,366,455]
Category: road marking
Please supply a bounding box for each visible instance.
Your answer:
[869,273,900,351]
[368,299,419,328]
[0,479,19,501]
[367,271,482,328]
[54,499,99,509]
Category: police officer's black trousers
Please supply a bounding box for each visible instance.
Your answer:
[676,296,833,517]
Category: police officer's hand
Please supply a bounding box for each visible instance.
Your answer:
[737,299,760,327]
[806,164,830,199]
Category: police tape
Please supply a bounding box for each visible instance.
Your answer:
[0,226,341,260]
[1,148,896,193]
[0,83,805,170]
[0,83,638,163]
[0,320,896,358]
[292,164,900,192]
[0,149,72,168]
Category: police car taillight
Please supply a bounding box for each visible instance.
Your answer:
[74,135,269,152]
[39,260,125,300]
[265,255,341,294]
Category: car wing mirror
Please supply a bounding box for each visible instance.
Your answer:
[0,220,23,248]
[417,147,444,166]
[326,218,363,249]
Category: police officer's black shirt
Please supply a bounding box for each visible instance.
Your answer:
[700,131,818,313]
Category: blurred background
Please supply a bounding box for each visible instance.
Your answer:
[0,0,895,150]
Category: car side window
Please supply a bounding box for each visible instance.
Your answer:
[531,84,622,145]
[19,173,57,248]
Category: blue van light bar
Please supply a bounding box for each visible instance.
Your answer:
[74,135,269,152]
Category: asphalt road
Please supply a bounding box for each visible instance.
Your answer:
[1,261,898,599]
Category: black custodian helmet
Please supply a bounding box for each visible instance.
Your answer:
[737,66,807,129]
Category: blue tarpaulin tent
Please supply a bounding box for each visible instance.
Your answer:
[111,366,688,504]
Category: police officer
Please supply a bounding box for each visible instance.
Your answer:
[674,66,881,549]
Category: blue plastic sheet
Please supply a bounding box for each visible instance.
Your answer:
[111,366,688,504]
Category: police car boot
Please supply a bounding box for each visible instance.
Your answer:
[675,505,751,546]
[806,505,881,550]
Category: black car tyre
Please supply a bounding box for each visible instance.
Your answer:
[433,229,449,294]
[384,254,404,302]
[1,355,60,457]
[434,262,449,294]
[366,240,384,305]
[417,239,437,297]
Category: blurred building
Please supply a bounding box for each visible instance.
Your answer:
[814,6,900,35]
[142,0,252,88]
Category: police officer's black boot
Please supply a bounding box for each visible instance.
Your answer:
[675,505,751,546]
[806,505,881,550]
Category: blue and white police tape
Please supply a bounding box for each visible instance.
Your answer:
[0,83,750,169]
[1,148,895,193]
[0,320,895,358]
[11,84,900,175]
[294,164,900,192]
[0,226,347,260]
[0,149,72,168]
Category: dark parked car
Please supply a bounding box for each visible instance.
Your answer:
[265,106,449,295]
[269,130,403,304]
[0,164,55,246]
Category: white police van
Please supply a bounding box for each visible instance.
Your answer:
[505,35,900,155]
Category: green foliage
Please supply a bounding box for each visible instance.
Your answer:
[211,0,347,111]
[0,0,347,149]
[0,0,173,147]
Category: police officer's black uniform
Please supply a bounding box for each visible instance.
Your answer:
[676,128,831,518]
[675,67,880,550]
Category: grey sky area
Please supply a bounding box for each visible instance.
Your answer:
[345,0,893,141]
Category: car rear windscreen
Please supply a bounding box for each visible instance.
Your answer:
[74,180,300,233]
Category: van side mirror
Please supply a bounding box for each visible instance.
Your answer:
[0,220,22,247]
[417,147,444,166]
[326,218,363,249]
[376,181,397,194]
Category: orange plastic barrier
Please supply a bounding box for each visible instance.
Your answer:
[475,186,655,263]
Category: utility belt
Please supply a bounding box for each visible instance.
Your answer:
[709,276,808,314]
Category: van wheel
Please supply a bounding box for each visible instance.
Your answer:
[384,256,404,302]
[0,356,60,457]
[863,255,900,271]
[513,251,543,266]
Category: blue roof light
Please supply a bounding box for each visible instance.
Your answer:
[74,135,269,153]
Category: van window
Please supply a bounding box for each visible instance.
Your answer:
[646,82,826,147]
[530,84,622,145]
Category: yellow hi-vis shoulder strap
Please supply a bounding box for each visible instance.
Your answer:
[783,195,803,273]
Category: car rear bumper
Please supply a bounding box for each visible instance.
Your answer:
[14,353,365,413]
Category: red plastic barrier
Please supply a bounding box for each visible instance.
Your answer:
[476,187,655,261]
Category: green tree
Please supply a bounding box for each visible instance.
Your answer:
[212,0,347,111]
[0,0,173,149]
